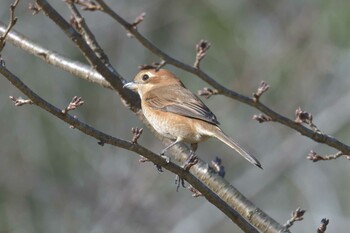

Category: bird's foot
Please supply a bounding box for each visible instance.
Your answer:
[175,175,186,191]
[183,151,198,170]
[174,151,199,191]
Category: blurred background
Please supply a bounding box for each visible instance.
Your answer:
[1,0,350,232]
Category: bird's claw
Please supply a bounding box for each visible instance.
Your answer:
[175,175,186,191]
[183,151,198,170]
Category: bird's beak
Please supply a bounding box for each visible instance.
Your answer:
[123,81,138,90]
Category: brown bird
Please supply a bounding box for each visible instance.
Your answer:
[124,68,262,169]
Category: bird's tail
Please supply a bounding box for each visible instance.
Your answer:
[213,128,262,169]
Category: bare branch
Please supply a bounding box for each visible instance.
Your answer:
[0,22,112,89]
[307,150,349,162]
[67,2,110,64]
[0,0,19,52]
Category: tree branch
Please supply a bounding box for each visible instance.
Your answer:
[0,0,19,52]
[0,21,112,89]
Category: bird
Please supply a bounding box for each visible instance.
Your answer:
[123,68,262,169]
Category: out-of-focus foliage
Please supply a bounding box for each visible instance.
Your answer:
[1,0,350,232]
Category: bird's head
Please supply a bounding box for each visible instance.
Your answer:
[123,69,183,96]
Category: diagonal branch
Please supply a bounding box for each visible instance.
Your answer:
[0,0,19,52]
[0,21,112,89]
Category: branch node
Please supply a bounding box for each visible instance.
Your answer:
[9,96,33,106]
[209,156,225,178]
[284,207,306,229]
[28,2,41,15]
[69,115,78,129]
[253,81,269,102]
[307,150,346,162]
[194,39,211,69]
[131,12,146,28]
[131,127,143,144]
[252,114,272,123]
[295,107,321,132]
[188,185,203,197]
[197,87,219,99]
[317,218,329,233]
[62,96,84,114]
[68,0,102,11]
[126,12,146,37]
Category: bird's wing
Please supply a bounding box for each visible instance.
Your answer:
[144,85,220,125]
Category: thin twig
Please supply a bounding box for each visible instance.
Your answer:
[194,40,211,69]
[66,2,110,64]
[307,150,349,162]
[253,81,270,102]
[9,95,33,106]
[61,96,84,114]
[0,0,20,52]
[0,22,112,89]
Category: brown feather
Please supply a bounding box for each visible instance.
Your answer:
[144,84,220,125]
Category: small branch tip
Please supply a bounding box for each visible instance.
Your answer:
[194,40,211,69]
[131,127,143,144]
[197,87,219,99]
[253,81,269,102]
[9,96,33,106]
[295,107,321,132]
[28,2,41,15]
[307,150,347,162]
[253,114,272,123]
[284,207,306,229]
[62,96,84,114]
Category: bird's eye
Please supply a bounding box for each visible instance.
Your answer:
[142,74,149,81]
